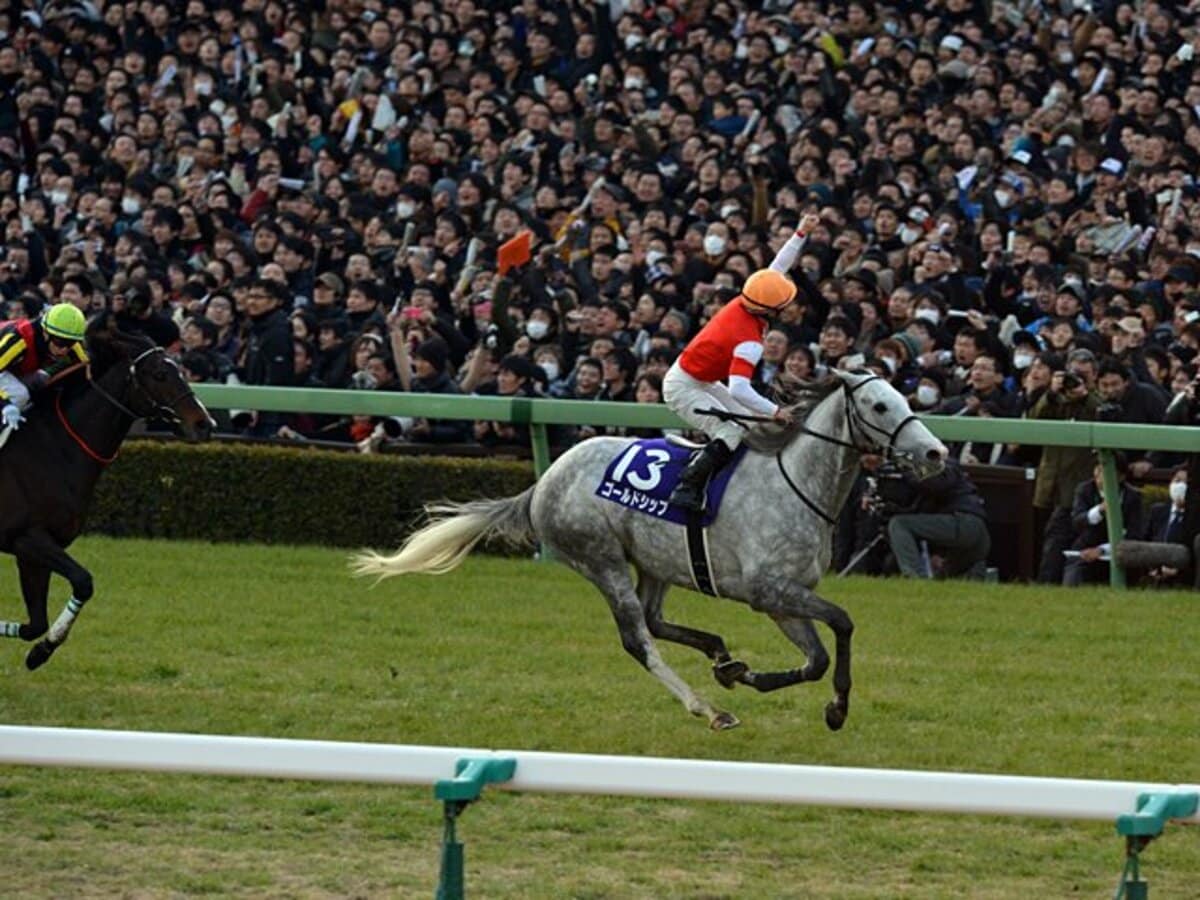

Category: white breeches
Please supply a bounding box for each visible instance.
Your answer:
[0,371,30,410]
[663,361,758,449]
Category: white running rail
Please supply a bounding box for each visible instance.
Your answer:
[1,725,1198,825]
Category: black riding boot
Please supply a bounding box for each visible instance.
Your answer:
[669,440,733,512]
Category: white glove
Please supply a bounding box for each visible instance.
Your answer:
[1,403,23,430]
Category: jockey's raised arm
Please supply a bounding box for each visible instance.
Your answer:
[769,212,821,274]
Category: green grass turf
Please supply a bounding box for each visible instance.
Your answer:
[1,536,1197,898]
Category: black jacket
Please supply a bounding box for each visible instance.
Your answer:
[242,307,293,434]
[902,459,987,519]
[1069,480,1144,550]
[242,308,292,387]
[1142,502,1186,545]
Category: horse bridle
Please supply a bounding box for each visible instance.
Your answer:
[776,374,923,525]
[89,346,192,423]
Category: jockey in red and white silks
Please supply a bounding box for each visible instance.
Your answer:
[662,213,818,511]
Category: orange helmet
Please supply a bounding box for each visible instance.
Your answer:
[739,269,797,312]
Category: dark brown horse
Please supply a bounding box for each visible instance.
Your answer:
[0,317,213,669]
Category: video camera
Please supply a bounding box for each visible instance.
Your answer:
[864,462,919,520]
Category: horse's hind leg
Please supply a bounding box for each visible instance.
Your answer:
[582,559,739,730]
[637,571,749,690]
[12,530,94,671]
[751,582,853,731]
[0,559,51,642]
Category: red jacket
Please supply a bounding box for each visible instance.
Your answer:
[678,300,765,382]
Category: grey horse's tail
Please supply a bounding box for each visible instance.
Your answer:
[349,489,535,581]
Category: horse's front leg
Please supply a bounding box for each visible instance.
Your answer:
[12,531,94,671]
[751,581,853,731]
[733,617,830,692]
[1,558,50,642]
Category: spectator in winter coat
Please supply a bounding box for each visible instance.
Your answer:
[241,279,294,436]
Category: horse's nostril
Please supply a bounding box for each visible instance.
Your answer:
[926,447,945,462]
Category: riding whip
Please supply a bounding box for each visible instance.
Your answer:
[694,407,776,424]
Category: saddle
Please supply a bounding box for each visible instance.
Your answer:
[595,438,750,596]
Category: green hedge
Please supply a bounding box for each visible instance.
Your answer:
[87,441,536,548]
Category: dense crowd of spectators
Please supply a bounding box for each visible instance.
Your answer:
[3,0,1200,578]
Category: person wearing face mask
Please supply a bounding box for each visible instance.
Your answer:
[1135,466,1192,587]
[1143,468,1189,544]
[702,228,729,263]
[535,346,567,396]
[1009,332,1040,375]
[522,302,559,354]
[912,297,945,329]
[874,333,922,394]
[910,370,946,412]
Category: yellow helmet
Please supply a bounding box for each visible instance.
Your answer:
[739,269,797,312]
[43,303,87,342]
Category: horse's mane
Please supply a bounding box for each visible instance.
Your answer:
[743,375,842,454]
[86,316,156,370]
[48,320,156,404]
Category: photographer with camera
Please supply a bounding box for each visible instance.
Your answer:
[1096,358,1168,478]
[1096,358,1168,428]
[861,455,991,579]
[1029,349,1102,583]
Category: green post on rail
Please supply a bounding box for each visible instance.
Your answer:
[1098,450,1127,589]
[529,423,552,479]
[1112,790,1199,899]
[434,756,516,900]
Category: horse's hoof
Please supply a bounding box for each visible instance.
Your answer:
[824,701,847,731]
[25,640,58,671]
[710,710,741,731]
[713,658,749,689]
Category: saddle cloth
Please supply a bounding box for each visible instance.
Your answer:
[594,438,749,526]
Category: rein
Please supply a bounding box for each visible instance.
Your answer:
[55,391,118,465]
[57,347,186,465]
[776,375,921,522]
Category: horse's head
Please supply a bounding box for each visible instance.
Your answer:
[832,369,947,475]
[86,317,215,441]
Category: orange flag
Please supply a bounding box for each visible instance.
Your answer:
[497,230,532,275]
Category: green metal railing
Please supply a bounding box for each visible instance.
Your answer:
[193,385,1200,588]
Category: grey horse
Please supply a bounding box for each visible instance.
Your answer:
[352,370,948,730]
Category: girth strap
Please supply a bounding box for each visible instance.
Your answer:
[685,509,720,596]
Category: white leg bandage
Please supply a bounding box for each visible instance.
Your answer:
[47,596,86,644]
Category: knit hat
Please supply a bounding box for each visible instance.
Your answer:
[891,331,922,362]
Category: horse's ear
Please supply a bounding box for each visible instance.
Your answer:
[830,369,857,385]
[85,311,120,366]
